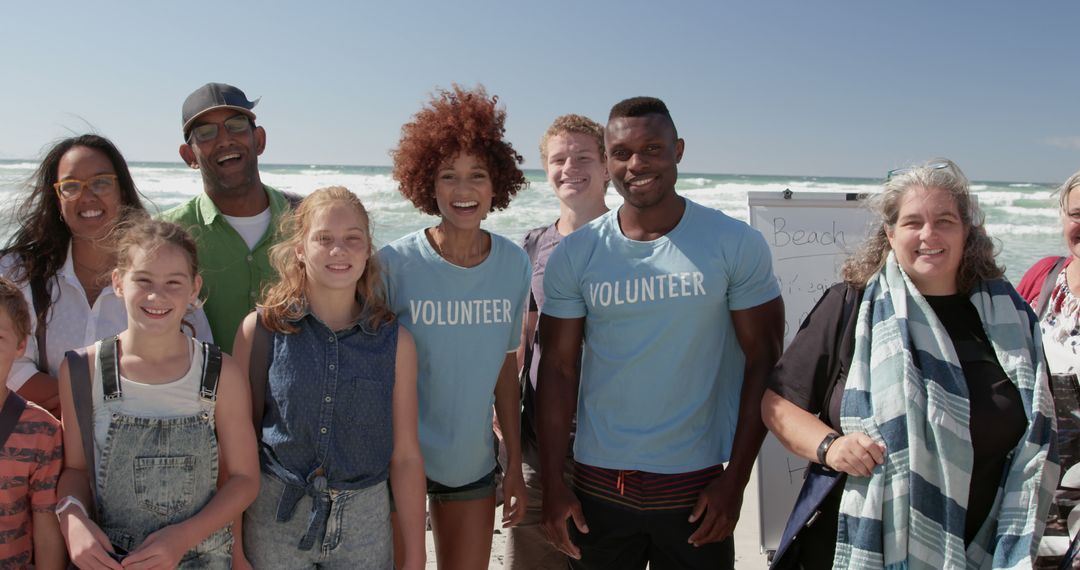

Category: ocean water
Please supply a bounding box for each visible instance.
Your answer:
[0,160,1063,285]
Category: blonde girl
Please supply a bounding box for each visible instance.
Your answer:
[232,187,425,569]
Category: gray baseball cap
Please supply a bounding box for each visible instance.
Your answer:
[182,83,259,138]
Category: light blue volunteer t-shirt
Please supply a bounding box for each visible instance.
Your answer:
[543,198,781,473]
[380,229,530,486]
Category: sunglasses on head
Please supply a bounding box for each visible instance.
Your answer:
[53,174,118,201]
[886,161,952,181]
[187,114,253,144]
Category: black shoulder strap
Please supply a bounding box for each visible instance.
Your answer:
[0,392,28,450]
[99,337,121,401]
[249,309,272,430]
[820,286,859,415]
[64,348,98,512]
[28,274,51,374]
[1035,256,1067,318]
[518,225,550,448]
[1063,532,1080,569]
[199,342,223,402]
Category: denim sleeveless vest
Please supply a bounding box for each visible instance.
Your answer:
[94,336,231,567]
[258,312,397,550]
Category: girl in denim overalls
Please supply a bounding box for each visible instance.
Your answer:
[231,187,427,569]
[56,219,260,569]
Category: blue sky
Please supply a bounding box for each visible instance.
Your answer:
[2,1,1078,182]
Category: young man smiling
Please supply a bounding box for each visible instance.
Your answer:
[537,97,784,569]
[505,114,610,570]
[161,83,293,353]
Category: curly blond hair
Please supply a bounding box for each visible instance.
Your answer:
[539,114,606,164]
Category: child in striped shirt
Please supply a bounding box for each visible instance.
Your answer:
[0,277,64,568]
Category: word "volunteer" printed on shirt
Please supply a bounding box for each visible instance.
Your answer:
[587,271,707,308]
[408,298,514,326]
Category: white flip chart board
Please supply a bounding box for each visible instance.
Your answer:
[747,190,874,556]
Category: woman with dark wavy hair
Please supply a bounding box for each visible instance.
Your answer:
[380,85,530,568]
[763,159,1057,569]
[1,134,212,416]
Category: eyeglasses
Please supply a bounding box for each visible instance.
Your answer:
[52,174,119,201]
[187,115,252,143]
[886,161,952,181]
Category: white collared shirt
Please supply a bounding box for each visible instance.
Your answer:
[1,245,214,389]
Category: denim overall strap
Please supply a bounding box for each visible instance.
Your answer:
[99,336,122,401]
[94,340,232,564]
[198,342,222,402]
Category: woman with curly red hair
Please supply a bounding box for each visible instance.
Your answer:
[380,85,530,568]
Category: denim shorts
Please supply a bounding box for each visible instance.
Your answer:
[427,469,497,502]
[389,468,497,511]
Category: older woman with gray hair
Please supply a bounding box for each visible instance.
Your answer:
[1018,170,1080,568]
[763,158,1058,569]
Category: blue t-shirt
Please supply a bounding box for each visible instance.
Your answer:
[543,198,781,473]
[380,229,530,486]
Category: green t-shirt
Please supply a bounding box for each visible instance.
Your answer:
[159,185,291,353]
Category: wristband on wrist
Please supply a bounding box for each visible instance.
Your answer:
[816,432,840,467]
[54,495,89,519]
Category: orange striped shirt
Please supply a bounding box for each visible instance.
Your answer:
[0,401,62,568]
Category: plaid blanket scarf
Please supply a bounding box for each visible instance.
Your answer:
[833,253,1058,569]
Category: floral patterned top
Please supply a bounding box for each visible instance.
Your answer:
[1041,267,1080,375]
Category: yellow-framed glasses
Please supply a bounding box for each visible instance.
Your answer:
[53,174,119,201]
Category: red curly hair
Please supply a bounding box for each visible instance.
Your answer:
[392,84,526,215]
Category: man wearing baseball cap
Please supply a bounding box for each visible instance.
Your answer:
[161,82,295,353]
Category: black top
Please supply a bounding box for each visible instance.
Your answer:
[769,283,1027,545]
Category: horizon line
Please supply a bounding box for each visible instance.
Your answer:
[0,158,1056,187]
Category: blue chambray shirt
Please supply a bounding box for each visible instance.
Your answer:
[260,310,398,492]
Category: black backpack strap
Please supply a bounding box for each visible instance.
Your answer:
[519,226,549,448]
[28,274,51,374]
[199,342,223,402]
[98,337,121,401]
[1035,256,1067,319]
[1063,532,1080,569]
[0,392,28,449]
[249,309,273,430]
[64,348,98,511]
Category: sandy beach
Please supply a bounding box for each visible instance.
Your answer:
[421,476,771,569]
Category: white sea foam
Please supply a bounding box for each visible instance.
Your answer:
[973,191,1037,206]
[0,160,1066,283]
[995,205,1057,217]
[986,223,1059,236]
[0,162,37,170]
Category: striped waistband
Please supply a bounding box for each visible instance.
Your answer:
[572,462,725,512]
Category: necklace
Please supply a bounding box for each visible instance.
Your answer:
[430,226,488,268]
